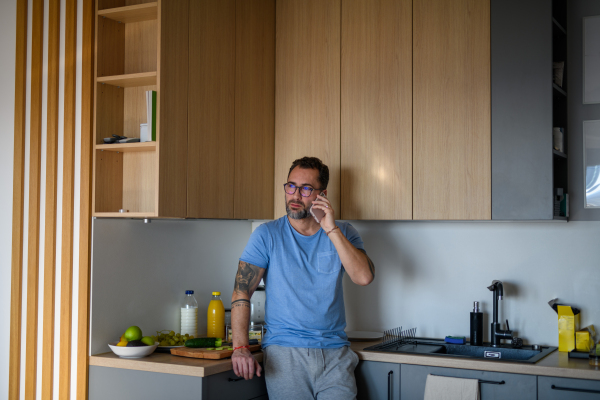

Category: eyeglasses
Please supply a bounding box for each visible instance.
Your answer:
[283,183,322,197]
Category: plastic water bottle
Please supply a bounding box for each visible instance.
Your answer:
[181,290,198,337]
[207,291,225,339]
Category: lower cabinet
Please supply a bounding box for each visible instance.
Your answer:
[400,364,536,400]
[355,360,400,400]
[89,365,267,400]
[538,376,600,399]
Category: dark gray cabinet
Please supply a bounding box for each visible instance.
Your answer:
[400,364,536,400]
[491,0,554,220]
[355,360,400,400]
[89,365,267,400]
[538,376,600,399]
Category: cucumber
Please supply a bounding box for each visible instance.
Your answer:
[185,338,219,348]
[206,348,215,351]
[215,347,223,351]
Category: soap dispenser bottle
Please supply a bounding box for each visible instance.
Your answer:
[470,301,483,346]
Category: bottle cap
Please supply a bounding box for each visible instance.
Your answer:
[212,291,221,296]
[185,290,194,295]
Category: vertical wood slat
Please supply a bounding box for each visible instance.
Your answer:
[9,0,28,398]
[41,0,61,399]
[24,0,45,399]
[77,0,95,398]
[59,0,78,398]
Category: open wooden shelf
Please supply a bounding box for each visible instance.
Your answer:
[97,72,157,88]
[96,142,157,152]
[98,2,158,23]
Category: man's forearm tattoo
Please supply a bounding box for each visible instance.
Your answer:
[234,261,260,295]
[231,299,251,309]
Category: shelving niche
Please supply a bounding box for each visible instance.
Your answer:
[93,0,188,218]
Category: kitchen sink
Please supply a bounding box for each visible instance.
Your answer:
[363,338,557,363]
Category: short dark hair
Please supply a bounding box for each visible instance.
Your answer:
[288,156,329,190]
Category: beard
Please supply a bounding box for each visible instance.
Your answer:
[286,200,311,220]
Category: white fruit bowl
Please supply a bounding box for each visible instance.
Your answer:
[108,342,158,359]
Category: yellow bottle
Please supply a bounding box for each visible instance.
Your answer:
[207,291,225,339]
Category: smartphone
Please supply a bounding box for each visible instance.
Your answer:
[310,192,326,223]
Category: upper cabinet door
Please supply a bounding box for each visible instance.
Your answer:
[413,0,491,220]
[234,0,275,220]
[274,0,341,219]
[187,0,236,219]
[341,0,413,220]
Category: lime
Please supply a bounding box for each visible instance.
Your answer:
[123,326,143,341]
[141,336,155,346]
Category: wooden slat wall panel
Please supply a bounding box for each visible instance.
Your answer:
[9,0,28,398]
[10,0,97,398]
[413,0,491,220]
[341,0,413,220]
[59,0,78,398]
[24,0,45,398]
[274,0,341,218]
[41,0,61,398]
[187,0,234,218]
[77,0,96,397]
[234,0,275,220]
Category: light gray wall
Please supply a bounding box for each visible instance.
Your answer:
[90,219,252,355]
[344,221,600,345]
[568,0,600,220]
[0,0,17,396]
[91,219,600,353]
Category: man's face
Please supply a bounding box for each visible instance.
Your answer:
[285,166,322,220]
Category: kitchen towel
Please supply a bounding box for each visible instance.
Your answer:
[424,374,480,400]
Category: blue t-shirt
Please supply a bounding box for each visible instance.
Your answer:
[240,216,365,349]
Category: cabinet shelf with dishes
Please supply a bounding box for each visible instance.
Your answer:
[92,0,188,218]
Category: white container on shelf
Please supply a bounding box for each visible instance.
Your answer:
[140,123,150,142]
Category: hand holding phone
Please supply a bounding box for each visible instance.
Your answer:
[310,192,326,223]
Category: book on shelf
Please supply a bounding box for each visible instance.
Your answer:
[144,90,157,142]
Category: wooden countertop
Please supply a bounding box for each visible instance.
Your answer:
[89,340,600,380]
[89,350,264,378]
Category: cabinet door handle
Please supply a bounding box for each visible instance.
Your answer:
[388,370,393,400]
[431,374,505,385]
[552,384,600,394]
[228,377,244,382]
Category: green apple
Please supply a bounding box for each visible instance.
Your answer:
[123,326,143,341]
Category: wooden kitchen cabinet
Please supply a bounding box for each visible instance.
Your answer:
[400,364,537,400]
[413,0,491,220]
[94,0,275,220]
[355,360,400,400]
[187,0,275,219]
[274,0,341,219]
[93,0,188,218]
[538,376,600,399]
[341,0,413,220]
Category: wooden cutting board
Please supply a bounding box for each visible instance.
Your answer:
[170,344,262,360]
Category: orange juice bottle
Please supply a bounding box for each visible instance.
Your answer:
[207,291,225,339]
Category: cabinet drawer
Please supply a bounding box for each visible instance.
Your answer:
[401,364,536,400]
[204,364,267,400]
[538,376,600,399]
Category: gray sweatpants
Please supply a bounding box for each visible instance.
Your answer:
[262,345,359,400]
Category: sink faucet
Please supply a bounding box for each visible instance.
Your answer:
[487,280,513,347]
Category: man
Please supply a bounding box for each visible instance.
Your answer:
[231,156,375,400]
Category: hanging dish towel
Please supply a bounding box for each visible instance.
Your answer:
[424,374,480,400]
